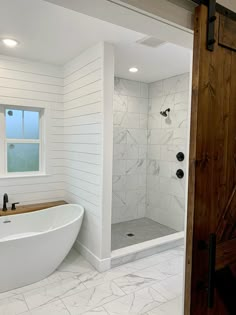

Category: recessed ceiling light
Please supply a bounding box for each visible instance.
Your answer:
[2,38,19,48]
[129,67,138,73]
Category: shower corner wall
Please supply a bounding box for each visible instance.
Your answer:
[111,73,190,253]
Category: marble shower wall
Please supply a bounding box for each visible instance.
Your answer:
[112,74,190,230]
[147,73,190,231]
[112,77,149,224]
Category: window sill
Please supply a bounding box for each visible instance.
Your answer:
[0,173,50,179]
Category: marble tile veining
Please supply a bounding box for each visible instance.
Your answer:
[0,246,184,315]
[147,73,190,232]
[112,74,190,232]
[112,77,149,224]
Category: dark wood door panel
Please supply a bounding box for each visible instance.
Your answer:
[185,4,236,314]
[216,238,236,270]
[219,15,236,51]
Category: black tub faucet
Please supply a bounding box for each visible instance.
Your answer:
[2,193,8,211]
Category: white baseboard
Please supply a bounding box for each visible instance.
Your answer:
[74,240,111,272]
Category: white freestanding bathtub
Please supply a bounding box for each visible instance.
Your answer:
[0,204,84,293]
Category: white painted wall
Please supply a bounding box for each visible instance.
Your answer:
[63,44,103,263]
[63,42,114,269]
[0,55,64,206]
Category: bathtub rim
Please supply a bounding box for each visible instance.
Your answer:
[0,203,84,243]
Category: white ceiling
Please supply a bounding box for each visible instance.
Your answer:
[0,0,191,83]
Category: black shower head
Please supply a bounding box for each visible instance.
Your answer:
[160,108,170,117]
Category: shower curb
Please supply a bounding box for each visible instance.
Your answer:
[111,231,184,268]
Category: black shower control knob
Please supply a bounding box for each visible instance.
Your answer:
[176,169,184,179]
[176,152,185,161]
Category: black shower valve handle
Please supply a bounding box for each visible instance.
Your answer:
[176,152,185,162]
[176,169,184,179]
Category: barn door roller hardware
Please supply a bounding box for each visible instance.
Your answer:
[191,0,236,51]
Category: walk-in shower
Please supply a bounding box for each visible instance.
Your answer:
[111,71,190,254]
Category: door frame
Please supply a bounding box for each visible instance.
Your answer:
[47,0,195,268]
[44,0,235,312]
[48,1,236,313]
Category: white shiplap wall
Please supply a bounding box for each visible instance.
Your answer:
[0,44,114,268]
[63,43,104,260]
[0,55,64,206]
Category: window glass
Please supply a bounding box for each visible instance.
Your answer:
[24,111,39,139]
[7,143,39,172]
[6,109,23,139]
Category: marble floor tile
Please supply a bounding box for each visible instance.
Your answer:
[0,290,20,302]
[0,294,28,315]
[0,246,184,315]
[169,246,185,257]
[61,281,125,314]
[103,287,167,315]
[0,272,62,301]
[82,307,110,315]
[20,299,70,315]
[24,277,86,310]
[151,274,183,300]
[14,273,62,295]
[130,266,171,284]
[123,249,177,271]
[111,218,176,250]
[113,273,158,295]
[154,256,184,277]
[145,296,182,315]
[57,248,95,279]
[81,264,138,289]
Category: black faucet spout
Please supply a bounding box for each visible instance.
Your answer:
[2,193,8,211]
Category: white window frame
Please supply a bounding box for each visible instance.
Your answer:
[0,105,45,178]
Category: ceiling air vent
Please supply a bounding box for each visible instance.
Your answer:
[137,36,166,48]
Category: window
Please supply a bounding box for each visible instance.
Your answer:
[0,106,44,176]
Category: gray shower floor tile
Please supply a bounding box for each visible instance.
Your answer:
[111,217,177,251]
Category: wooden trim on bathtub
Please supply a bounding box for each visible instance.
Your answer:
[0,200,67,216]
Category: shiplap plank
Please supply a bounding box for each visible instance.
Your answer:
[64,81,101,103]
[0,87,62,103]
[64,69,101,95]
[64,159,101,175]
[65,167,101,185]
[64,58,101,86]
[0,96,62,109]
[0,77,62,94]
[0,68,63,86]
[64,91,101,110]
[64,102,101,118]
[51,152,101,164]
[64,43,102,77]
[0,174,64,187]
[4,182,64,195]
[0,55,63,77]
[64,175,100,194]
[52,124,101,135]
[63,113,102,126]
[9,190,65,204]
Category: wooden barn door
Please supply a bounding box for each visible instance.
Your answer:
[185,2,236,315]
